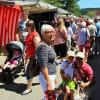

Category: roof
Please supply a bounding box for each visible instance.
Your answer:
[29,8,57,14]
[38,1,68,14]
[31,1,68,14]
[0,0,37,6]
[57,8,68,14]
[0,0,68,14]
[38,1,57,10]
[29,1,58,14]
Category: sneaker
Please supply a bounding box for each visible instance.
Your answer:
[21,89,32,95]
[92,52,97,55]
[97,52,100,55]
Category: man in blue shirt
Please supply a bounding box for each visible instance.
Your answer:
[17,13,29,43]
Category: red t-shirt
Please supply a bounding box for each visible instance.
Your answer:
[74,62,93,81]
[25,31,39,58]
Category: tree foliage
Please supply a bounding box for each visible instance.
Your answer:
[43,0,81,16]
[86,11,95,18]
[80,9,96,18]
[43,0,63,8]
[65,0,81,15]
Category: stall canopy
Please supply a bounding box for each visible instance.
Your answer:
[0,4,23,46]
[0,0,38,46]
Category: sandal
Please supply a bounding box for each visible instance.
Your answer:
[0,68,2,72]
[21,89,32,95]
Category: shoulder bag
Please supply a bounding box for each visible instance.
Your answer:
[84,29,91,49]
[27,57,41,77]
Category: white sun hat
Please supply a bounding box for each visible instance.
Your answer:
[75,52,85,59]
[67,51,75,57]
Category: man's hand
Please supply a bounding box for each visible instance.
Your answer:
[80,81,86,88]
[47,83,54,94]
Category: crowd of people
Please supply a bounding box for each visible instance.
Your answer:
[0,12,100,100]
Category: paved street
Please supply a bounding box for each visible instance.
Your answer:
[0,55,62,100]
[88,55,100,100]
[0,55,100,100]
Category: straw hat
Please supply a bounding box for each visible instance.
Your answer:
[75,52,85,59]
[67,51,75,58]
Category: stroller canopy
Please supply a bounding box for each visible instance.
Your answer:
[6,41,24,54]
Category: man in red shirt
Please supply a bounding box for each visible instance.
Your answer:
[74,52,94,98]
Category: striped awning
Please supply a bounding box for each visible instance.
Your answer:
[0,5,22,46]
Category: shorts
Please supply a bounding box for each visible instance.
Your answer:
[59,80,76,90]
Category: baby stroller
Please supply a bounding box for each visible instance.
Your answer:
[2,41,24,83]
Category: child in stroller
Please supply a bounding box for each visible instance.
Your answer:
[0,41,24,83]
[1,49,20,70]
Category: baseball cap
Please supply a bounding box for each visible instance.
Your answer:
[67,51,75,58]
[75,52,85,59]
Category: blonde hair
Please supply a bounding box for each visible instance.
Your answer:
[57,18,66,32]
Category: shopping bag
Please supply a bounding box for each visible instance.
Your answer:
[84,41,91,49]
[74,84,88,100]
[45,90,57,100]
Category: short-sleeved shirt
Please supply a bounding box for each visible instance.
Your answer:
[54,27,67,45]
[25,31,39,58]
[61,60,74,80]
[36,42,57,75]
[96,21,100,37]
[18,19,29,41]
[77,28,90,45]
[19,19,27,32]
[67,27,73,39]
[70,23,77,34]
[88,24,97,36]
[74,62,93,81]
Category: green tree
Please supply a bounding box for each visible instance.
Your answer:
[43,0,62,8]
[65,0,80,15]
[43,0,81,16]
[86,10,95,18]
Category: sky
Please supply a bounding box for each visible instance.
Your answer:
[77,0,100,9]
